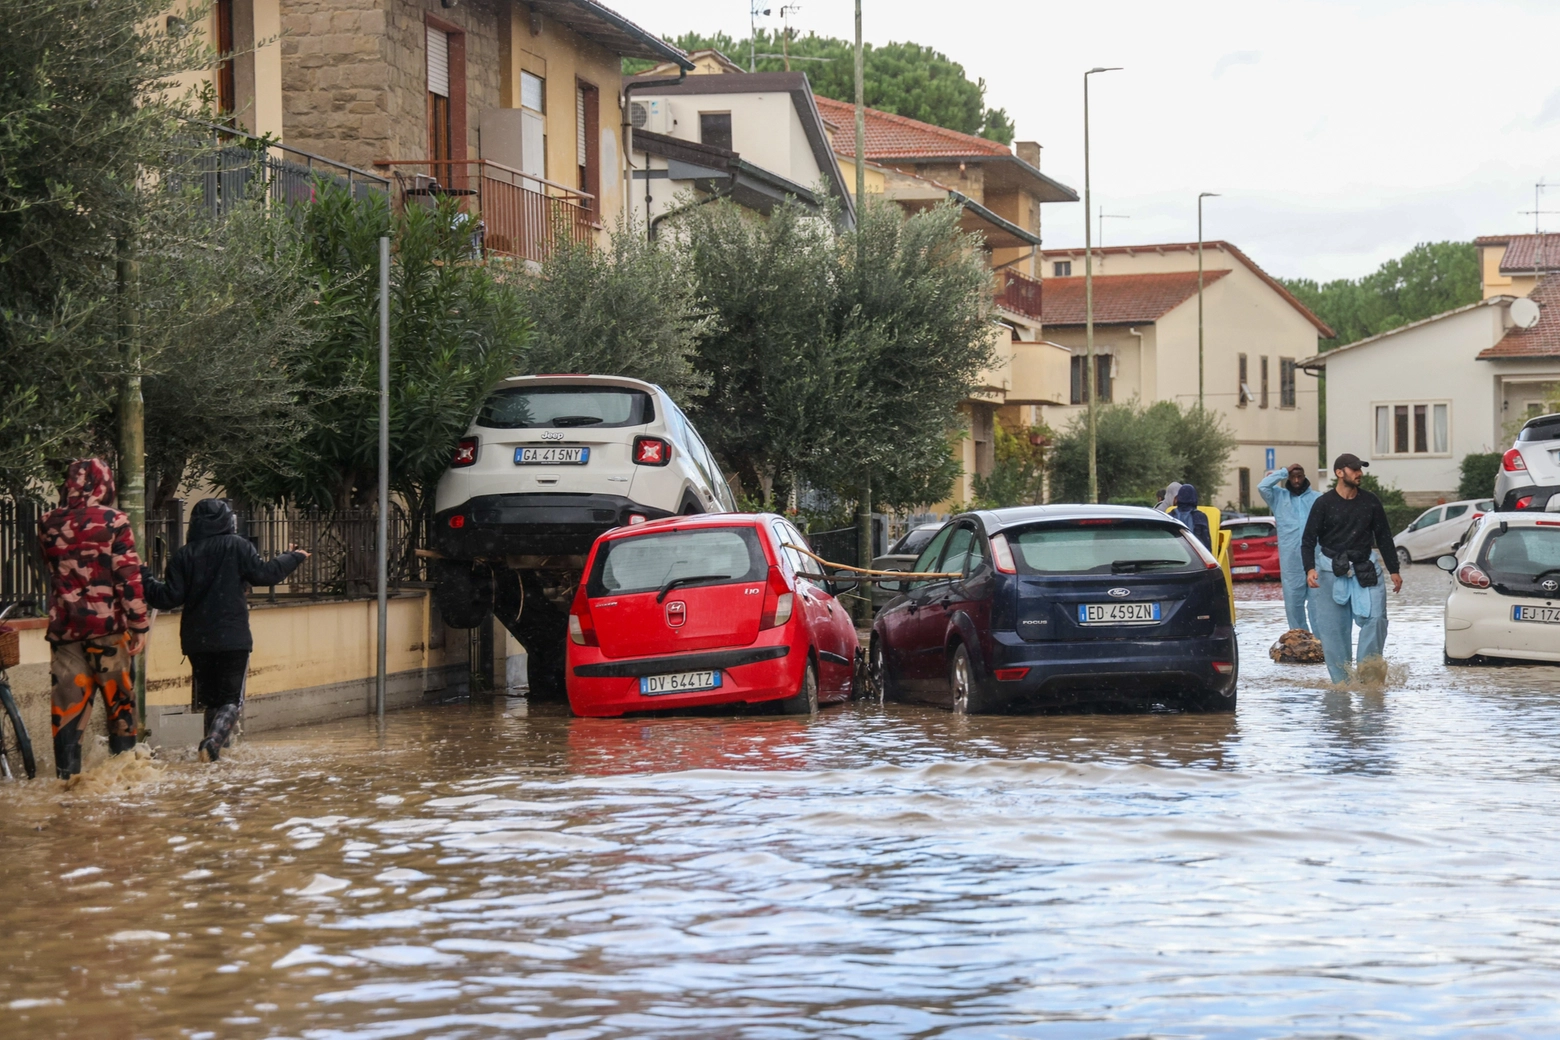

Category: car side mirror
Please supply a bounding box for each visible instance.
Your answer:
[828,575,859,596]
[1436,555,1458,572]
[878,578,903,594]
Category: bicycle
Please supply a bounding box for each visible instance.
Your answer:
[0,603,38,780]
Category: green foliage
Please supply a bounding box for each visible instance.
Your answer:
[973,422,1049,508]
[671,197,994,511]
[0,0,210,494]
[1048,400,1238,504]
[1282,241,1481,348]
[225,183,528,510]
[634,31,1014,143]
[517,217,710,403]
[1457,452,1503,502]
[1358,473,1417,534]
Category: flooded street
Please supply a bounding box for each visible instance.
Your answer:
[6,565,1560,1038]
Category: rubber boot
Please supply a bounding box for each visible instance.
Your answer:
[108,733,137,755]
[54,736,81,780]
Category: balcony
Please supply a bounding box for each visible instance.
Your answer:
[996,268,1043,321]
[375,159,596,263]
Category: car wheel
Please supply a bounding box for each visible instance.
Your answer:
[1397,546,1412,567]
[864,638,892,703]
[948,643,976,715]
[776,660,819,715]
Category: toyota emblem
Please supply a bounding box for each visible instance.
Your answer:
[1543,579,1559,594]
[1107,587,1131,598]
[665,600,686,628]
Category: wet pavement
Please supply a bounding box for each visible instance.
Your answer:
[5,565,1560,1038]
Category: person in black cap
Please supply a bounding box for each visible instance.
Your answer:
[1300,453,1402,683]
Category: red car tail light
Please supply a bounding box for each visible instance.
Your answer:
[633,436,671,466]
[568,588,598,646]
[990,533,1017,574]
[1456,564,1491,589]
[993,667,1029,681]
[1211,661,1235,675]
[1502,448,1527,472]
[759,566,794,629]
[448,514,466,529]
[451,437,478,468]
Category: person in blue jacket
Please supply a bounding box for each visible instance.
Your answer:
[1170,484,1212,550]
[1258,463,1322,632]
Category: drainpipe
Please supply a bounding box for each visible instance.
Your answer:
[622,67,688,241]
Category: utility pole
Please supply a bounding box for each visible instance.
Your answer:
[376,236,390,718]
[854,0,872,621]
[1083,66,1120,504]
[1197,192,1219,410]
[779,4,800,70]
[749,2,771,73]
[116,236,148,732]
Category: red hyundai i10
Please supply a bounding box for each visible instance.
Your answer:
[566,514,860,717]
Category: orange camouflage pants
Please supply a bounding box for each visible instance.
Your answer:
[50,636,138,778]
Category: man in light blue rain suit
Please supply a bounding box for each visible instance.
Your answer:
[1258,463,1322,632]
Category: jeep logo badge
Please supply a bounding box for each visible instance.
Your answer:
[1107,587,1131,598]
[540,430,564,441]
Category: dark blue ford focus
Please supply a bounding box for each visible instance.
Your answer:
[869,506,1238,713]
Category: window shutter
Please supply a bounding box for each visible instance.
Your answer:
[577,86,587,166]
[427,27,449,98]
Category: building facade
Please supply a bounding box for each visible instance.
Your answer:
[1039,241,1333,509]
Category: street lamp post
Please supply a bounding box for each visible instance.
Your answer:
[1083,66,1120,504]
[1197,192,1220,410]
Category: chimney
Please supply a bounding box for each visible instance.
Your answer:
[1016,141,1041,168]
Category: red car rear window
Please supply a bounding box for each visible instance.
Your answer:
[587,526,767,597]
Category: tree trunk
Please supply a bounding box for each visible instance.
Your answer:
[854,474,872,624]
[116,236,146,736]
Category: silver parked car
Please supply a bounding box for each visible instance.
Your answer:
[1394,498,1495,565]
[1495,412,1560,511]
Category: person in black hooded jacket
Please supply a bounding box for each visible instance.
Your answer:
[142,499,308,761]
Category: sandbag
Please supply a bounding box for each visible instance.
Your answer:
[1270,627,1325,664]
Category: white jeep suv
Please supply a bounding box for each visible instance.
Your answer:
[1495,412,1560,511]
[430,375,736,693]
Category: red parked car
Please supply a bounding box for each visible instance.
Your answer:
[1222,516,1281,581]
[566,513,860,717]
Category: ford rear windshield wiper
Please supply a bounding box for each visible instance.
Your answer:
[657,574,730,602]
[1111,559,1185,573]
[550,415,604,427]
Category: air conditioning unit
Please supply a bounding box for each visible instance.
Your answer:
[629,99,671,135]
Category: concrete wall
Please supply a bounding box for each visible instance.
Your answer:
[3,592,495,775]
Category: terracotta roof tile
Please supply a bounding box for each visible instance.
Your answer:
[1490,233,1560,274]
[812,95,1010,159]
[1478,274,1560,359]
[1041,270,1230,326]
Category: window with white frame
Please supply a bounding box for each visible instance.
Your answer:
[1053,260,1072,277]
[1373,401,1450,457]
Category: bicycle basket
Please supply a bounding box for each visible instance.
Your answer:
[0,627,18,669]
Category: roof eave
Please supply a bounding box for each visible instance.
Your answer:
[948,190,1043,247]
[530,0,693,67]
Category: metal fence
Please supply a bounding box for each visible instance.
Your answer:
[0,501,430,614]
[176,120,389,217]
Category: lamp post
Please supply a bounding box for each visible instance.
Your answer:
[1197,192,1220,410]
[1083,65,1120,504]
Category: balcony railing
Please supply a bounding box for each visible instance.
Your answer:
[180,119,390,216]
[375,159,596,263]
[996,268,1043,321]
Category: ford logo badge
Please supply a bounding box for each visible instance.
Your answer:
[1107,587,1131,598]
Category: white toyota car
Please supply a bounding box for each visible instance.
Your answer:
[1439,511,1560,665]
[430,375,737,693]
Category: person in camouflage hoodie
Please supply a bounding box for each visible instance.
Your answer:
[38,458,150,778]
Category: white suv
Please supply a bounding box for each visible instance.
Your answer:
[430,375,736,693]
[1495,412,1560,511]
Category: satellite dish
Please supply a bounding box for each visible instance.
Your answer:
[1511,297,1541,329]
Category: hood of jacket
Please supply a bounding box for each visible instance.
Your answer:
[63,458,115,509]
[1175,484,1200,509]
[189,498,238,542]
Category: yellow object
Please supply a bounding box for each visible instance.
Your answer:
[1165,500,1236,621]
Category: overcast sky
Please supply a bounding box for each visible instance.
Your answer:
[611,0,1560,282]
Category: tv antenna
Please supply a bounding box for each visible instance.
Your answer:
[1517,177,1560,285]
[749,1,771,73]
[1098,205,1129,247]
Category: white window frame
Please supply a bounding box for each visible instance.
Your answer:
[1372,399,1452,459]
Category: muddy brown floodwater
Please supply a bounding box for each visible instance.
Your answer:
[5,565,1560,1038]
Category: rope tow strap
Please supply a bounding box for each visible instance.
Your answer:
[782,544,964,582]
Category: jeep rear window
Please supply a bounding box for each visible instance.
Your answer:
[1006,522,1203,575]
[588,526,767,597]
[476,387,653,429]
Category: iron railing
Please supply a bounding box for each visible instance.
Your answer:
[179,120,390,216]
[996,268,1043,321]
[375,158,595,263]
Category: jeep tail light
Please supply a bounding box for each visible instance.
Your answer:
[448,514,466,529]
[759,566,794,629]
[1456,564,1491,589]
[1503,448,1527,472]
[628,513,647,525]
[633,436,671,466]
[1516,496,1533,510]
[568,589,598,646]
[990,533,1017,574]
[993,667,1029,681]
[452,437,478,468]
